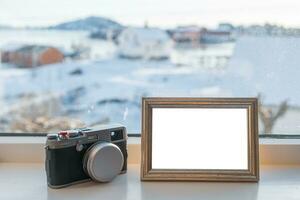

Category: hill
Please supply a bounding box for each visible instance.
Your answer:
[49,16,123,31]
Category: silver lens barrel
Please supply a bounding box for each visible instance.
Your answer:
[83,142,124,182]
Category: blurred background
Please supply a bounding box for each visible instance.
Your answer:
[0,0,299,135]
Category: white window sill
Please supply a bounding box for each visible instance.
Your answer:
[0,163,300,200]
[0,137,300,199]
[260,138,300,145]
[0,137,300,164]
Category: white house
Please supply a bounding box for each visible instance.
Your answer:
[117,27,173,60]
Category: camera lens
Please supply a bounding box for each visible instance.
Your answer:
[83,142,124,182]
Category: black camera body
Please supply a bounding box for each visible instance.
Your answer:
[45,124,127,188]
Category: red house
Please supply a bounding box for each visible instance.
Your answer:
[1,45,64,68]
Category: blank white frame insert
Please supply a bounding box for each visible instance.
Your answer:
[151,108,248,170]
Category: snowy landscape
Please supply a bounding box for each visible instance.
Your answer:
[0,16,300,134]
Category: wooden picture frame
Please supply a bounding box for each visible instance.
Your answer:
[141,97,259,182]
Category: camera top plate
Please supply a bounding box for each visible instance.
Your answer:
[46,124,126,149]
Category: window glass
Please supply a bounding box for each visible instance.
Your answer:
[0,0,299,135]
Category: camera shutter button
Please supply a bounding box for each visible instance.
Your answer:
[59,131,68,138]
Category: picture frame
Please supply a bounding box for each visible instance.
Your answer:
[141,97,259,182]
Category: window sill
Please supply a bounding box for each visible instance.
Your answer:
[0,163,300,200]
[0,137,300,165]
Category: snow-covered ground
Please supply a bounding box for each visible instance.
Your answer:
[227,36,300,106]
[1,58,234,133]
[0,30,300,134]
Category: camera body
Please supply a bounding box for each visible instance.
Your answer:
[45,124,127,188]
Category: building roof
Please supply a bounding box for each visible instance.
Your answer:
[1,44,59,54]
[16,45,50,54]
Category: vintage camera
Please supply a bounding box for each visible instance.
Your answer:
[45,124,127,188]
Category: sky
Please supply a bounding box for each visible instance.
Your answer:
[0,0,300,28]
